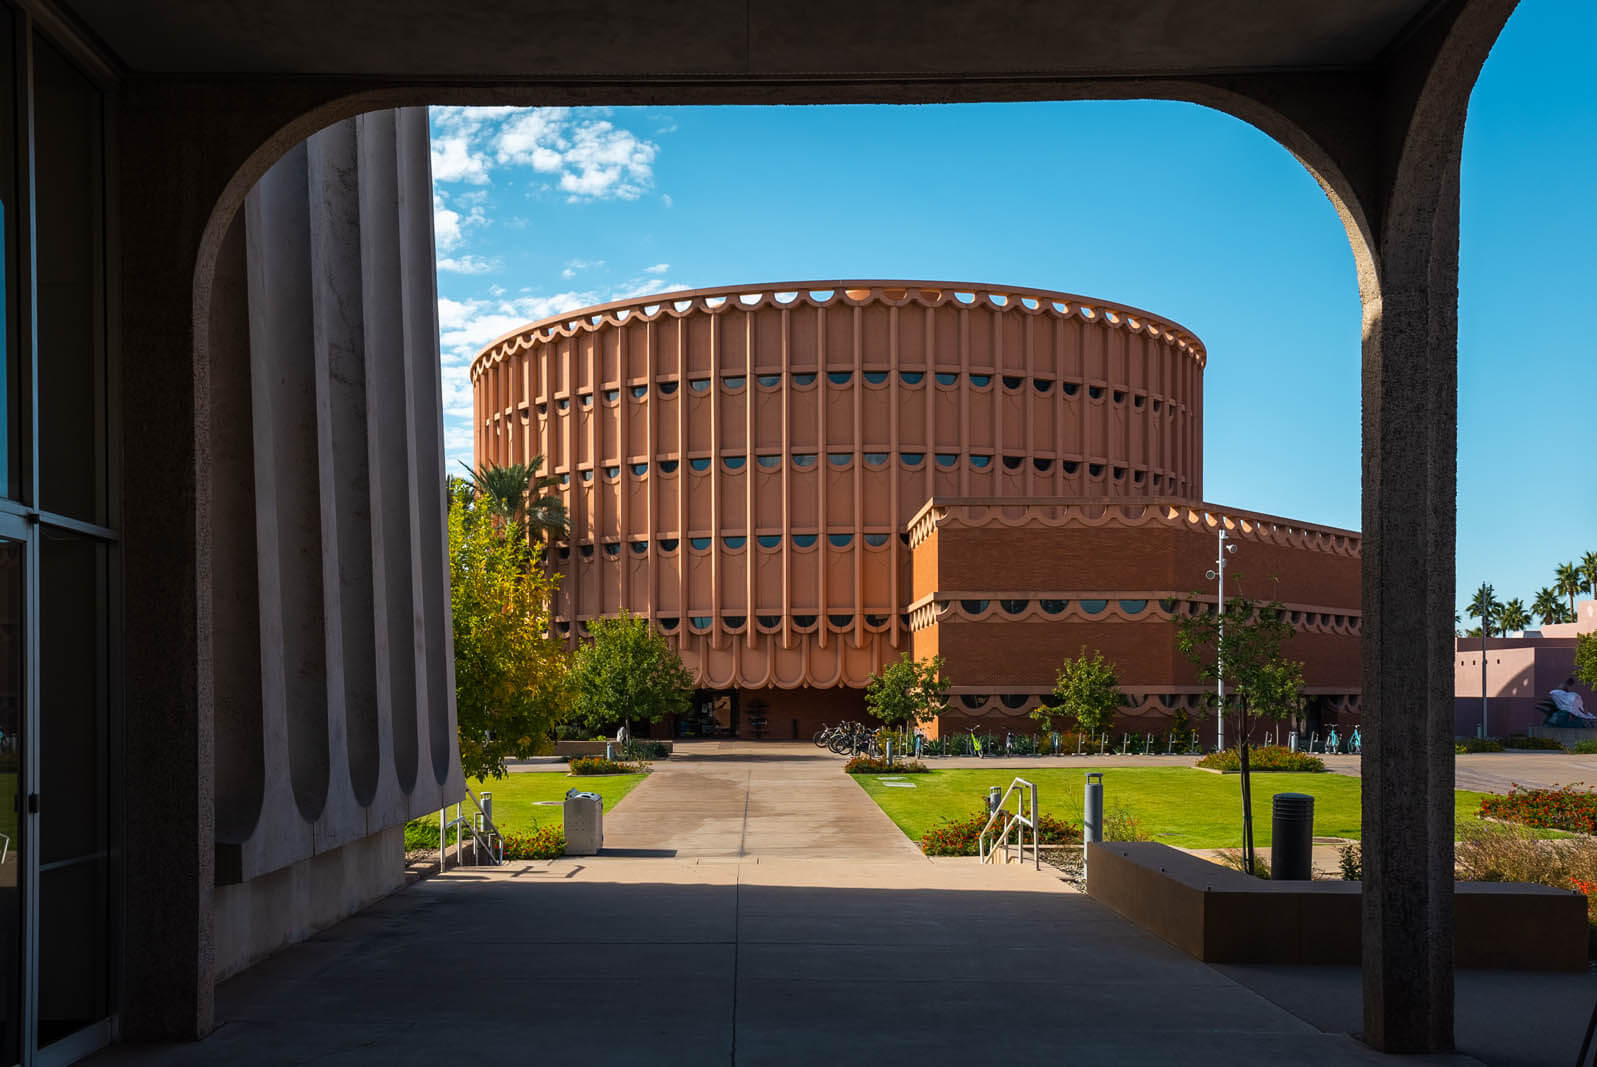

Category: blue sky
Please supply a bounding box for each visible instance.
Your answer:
[430,0,1594,625]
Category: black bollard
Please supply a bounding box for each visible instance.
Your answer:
[1270,793,1315,880]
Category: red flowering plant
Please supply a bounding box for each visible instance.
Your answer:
[499,825,565,860]
[919,809,1080,856]
[1478,783,1597,835]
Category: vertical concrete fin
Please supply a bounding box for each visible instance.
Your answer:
[307,119,381,812]
[396,106,460,799]
[355,109,420,807]
[244,140,330,826]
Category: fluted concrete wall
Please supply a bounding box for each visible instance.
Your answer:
[211,107,462,886]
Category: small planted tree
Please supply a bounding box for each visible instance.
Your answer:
[1176,594,1305,875]
[568,613,695,741]
[865,653,949,735]
[449,478,569,780]
[1576,632,1597,692]
[1033,647,1121,739]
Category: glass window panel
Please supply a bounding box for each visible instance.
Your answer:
[38,530,111,1048]
[40,532,108,864]
[37,856,108,1047]
[0,12,15,504]
[33,36,106,523]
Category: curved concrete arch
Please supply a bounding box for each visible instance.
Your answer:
[143,0,1523,1046]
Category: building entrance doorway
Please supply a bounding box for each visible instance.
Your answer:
[681,691,739,738]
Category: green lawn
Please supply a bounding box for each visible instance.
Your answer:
[406,770,648,848]
[853,767,1495,849]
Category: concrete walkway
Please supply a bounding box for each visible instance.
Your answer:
[87,743,1597,1065]
[601,740,922,860]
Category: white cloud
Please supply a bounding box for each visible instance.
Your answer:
[432,200,488,253]
[431,133,490,184]
[643,262,669,274]
[494,109,659,201]
[660,193,673,207]
[437,255,497,275]
[561,258,605,279]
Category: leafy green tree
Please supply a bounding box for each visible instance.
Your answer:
[1576,633,1597,692]
[865,653,949,730]
[448,479,569,780]
[1176,594,1305,875]
[1582,551,1597,599]
[1497,598,1531,635]
[1557,561,1584,616]
[1468,583,1500,638]
[1533,586,1571,626]
[568,613,695,740]
[1033,647,1122,737]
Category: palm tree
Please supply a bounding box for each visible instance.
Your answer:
[1497,598,1530,635]
[1556,562,1583,616]
[1582,550,1597,599]
[521,455,570,545]
[1533,586,1567,627]
[458,456,570,543]
[1467,583,1500,638]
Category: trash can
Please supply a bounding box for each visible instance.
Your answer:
[563,789,604,855]
[1270,792,1314,880]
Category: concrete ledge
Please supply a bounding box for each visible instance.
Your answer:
[1086,841,1587,971]
[554,740,674,758]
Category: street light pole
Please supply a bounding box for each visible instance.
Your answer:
[1206,528,1236,751]
[1480,608,1489,740]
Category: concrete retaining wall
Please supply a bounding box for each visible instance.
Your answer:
[213,825,407,981]
[1086,841,1587,971]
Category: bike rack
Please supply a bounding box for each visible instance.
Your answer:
[978,777,1040,870]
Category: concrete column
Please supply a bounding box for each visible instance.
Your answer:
[1353,1,1515,1050]
[1360,176,1460,1052]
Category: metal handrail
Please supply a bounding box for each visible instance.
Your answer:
[978,777,1040,870]
[439,786,505,868]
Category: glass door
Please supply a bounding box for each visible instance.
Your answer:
[0,531,25,1067]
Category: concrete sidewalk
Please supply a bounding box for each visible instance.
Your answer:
[601,740,922,860]
[89,741,1596,1065]
[89,857,1478,1066]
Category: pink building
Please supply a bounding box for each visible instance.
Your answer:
[1454,598,1595,738]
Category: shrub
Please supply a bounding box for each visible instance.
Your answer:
[404,818,446,851]
[1195,746,1325,773]
[1103,803,1151,843]
[1503,735,1565,751]
[1215,848,1271,879]
[1479,784,1597,835]
[1455,819,1582,885]
[920,809,1080,856]
[1456,737,1504,753]
[1338,843,1362,881]
[618,739,670,760]
[844,755,929,774]
[568,756,642,775]
[1573,739,1597,755]
[500,825,565,860]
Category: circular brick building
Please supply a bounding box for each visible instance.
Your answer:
[471,281,1359,739]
